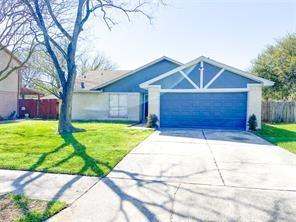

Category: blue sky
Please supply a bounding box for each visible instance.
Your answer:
[84,0,296,71]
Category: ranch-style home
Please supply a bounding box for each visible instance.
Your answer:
[73,56,274,130]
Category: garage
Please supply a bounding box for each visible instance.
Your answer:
[139,56,273,130]
[160,92,247,129]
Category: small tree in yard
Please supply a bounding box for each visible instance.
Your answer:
[248,114,258,131]
[0,0,161,133]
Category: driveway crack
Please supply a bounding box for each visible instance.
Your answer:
[170,183,181,222]
[202,130,226,186]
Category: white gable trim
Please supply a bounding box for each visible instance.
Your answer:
[179,71,199,89]
[140,57,203,89]
[202,57,274,86]
[140,56,274,89]
[200,61,204,88]
[204,68,225,89]
[91,56,183,90]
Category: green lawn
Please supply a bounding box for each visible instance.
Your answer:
[256,123,296,154]
[0,121,153,176]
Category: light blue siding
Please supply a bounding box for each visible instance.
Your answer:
[185,64,200,86]
[202,62,222,86]
[154,72,195,89]
[153,64,203,89]
[101,59,180,93]
[209,69,258,88]
[160,93,247,129]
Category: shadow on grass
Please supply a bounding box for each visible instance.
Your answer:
[28,132,112,176]
[10,131,113,221]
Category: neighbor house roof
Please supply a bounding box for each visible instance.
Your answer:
[1,45,22,65]
[20,87,44,96]
[75,70,130,91]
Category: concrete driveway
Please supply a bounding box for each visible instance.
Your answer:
[50,129,296,222]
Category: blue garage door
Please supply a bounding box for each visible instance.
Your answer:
[160,93,247,130]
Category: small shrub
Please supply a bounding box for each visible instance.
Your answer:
[146,114,158,128]
[248,114,258,131]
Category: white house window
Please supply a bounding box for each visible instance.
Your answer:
[109,94,128,118]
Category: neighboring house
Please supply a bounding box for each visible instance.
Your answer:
[0,48,21,118]
[72,56,274,130]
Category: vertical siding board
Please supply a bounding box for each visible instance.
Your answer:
[262,101,296,123]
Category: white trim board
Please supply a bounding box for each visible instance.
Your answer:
[204,68,225,89]
[91,56,183,90]
[179,71,199,89]
[160,88,249,93]
[200,61,204,88]
[140,56,274,89]
[140,57,203,89]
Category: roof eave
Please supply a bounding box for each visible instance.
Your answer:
[90,56,183,90]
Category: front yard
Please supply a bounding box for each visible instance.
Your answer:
[256,123,296,154]
[0,121,153,176]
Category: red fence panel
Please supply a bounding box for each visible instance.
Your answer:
[19,99,59,119]
[19,99,37,118]
[39,99,59,119]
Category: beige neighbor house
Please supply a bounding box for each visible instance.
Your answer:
[0,48,22,118]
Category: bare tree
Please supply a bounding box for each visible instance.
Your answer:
[0,0,158,133]
[22,50,116,98]
[21,50,62,98]
[77,52,117,76]
[0,1,36,81]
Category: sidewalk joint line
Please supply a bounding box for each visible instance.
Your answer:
[202,130,226,186]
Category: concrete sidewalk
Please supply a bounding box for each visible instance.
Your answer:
[0,169,99,203]
[49,129,296,222]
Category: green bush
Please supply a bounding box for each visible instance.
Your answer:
[248,114,258,131]
[146,114,158,128]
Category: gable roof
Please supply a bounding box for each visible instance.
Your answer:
[91,56,183,90]
[140,56,274,89]
[75,70,130,91]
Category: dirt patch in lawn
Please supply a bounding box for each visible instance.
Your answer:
[0,193,66,222]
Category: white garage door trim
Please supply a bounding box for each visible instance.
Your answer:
[148,84,262,130]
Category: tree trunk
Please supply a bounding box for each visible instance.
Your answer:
[58,91,74,133]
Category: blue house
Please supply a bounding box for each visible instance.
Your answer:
[72,56,273,130]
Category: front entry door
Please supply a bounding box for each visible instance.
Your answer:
[143,94,148,121]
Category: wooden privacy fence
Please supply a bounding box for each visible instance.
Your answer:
[262,101,296,123]
[19,99,59,119]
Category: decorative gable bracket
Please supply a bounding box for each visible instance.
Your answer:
[140,56,274,90]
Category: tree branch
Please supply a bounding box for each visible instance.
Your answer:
[44,0,72,41]
[23,0,66,86]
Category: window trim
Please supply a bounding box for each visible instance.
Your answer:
[109,94,128,118]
